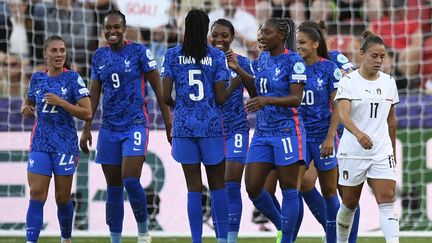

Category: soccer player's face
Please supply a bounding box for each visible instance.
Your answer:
[259,23,284,52]
[361,43,386,73]
[296,31,319,60]
[103,15,126,46]
[211,24,234,52]
[44,40,66,70]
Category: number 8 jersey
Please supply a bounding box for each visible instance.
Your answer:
[335,70,399,159]
[161,45,230,137]
[91,41,157,131]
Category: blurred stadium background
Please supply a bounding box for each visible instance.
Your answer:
[1,0,432,241]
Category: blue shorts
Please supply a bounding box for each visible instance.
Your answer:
[245,134,307,166]
[225,132,249,164]
[28,151,78,176]
[95,127,148,165]
[172,137,225,165]
[306,141,338,171]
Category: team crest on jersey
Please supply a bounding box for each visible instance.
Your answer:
[124,59,131,72]
[317,78,324,90]
[337,54,349,64]
[275,68,281,77]
[376,88,382,95]
[293,62,306,74]
[343,170,349,180]
[61,87,67,96]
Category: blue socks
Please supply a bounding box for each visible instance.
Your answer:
[251,190,281,230]
[188,192,203,243]
[123,177,149,234]
[271,194,281,213]
[349,206,360,243]
[26,199,44,242]
[281,189,299,243]
[106,186,124,243]
[226,182,242,243]
[292,193,304,242]
[302,187,326,230]
[211,189,229,242]
[325,195,340,243]
[57,200,74,240]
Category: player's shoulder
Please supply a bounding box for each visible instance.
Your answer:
[93,45,110,57]
[339,69,357,83]
[328,50,350,64]
[208,45,225,57]
[378,71,397,85]
[283,50,303,62]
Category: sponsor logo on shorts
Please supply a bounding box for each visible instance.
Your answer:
[285,155,294,160]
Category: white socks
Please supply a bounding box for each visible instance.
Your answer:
[336,204,356,243]
[379,202,399,243]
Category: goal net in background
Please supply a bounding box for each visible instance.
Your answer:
[0,0,432,237]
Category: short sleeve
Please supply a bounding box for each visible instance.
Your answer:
[139,45,157,73]
[91,49,101,81]
[27,74,37,103]
[328,63,343,93]
[334,76,351,101]
[72,75,90,102]
[289,56,307,85]
[160,49,173,78]
[330,51,354,74]
[214,51,230,83]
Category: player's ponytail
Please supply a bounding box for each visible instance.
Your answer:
[182,9,209,65]
[360,30,385,52]
[266,17,296,51]
[297,21,329,59]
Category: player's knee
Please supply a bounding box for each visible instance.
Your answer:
[321,185,338,198]
[375,190,395,204]
[29,187,48,202]
[342,197,359,209]
[300,178,315,192]
[55,191,71,204]
[245,182,261,199]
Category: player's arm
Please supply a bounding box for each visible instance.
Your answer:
[147,69,172,144]
[21,97,35,119]
[44,93,92,121]
[214,77,241,105]
[162,76,175,108]
[245,83,303,112]
[80,79,102,154]
[321,91,340,158]
[338,99,373,150]
[387,104,397,159]
[226,50,257,97]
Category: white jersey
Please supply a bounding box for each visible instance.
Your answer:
[335,70,399,159]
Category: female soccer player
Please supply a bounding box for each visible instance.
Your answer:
[244,17,307,243]
[210,18,255,242]
[79,10,172,243]
[22,35,92,243]
[296,21,343,242]
[162,9,239,243]
[335,30,399,243]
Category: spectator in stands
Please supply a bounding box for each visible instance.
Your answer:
[309,0,336,22]
[0,54,30,98]
[0,0,44,66]
[33,0,98,77]
[271,0,307,25]
[369,0,422,90]
[208,0,258,57]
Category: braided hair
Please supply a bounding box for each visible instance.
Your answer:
[182,9,209,64]
[265,17,296,51]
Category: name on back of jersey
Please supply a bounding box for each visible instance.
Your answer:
[178,56,213,66]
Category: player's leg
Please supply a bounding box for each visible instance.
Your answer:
[224,132,248,243]
[367,156,399,243]
[338,179,360,243]
[292,164,308,242]
[96,128,124,243]
[121,127,152,242]
[53,153,78,243]
[26,152,52,243]
[337,158,368,243]
[173,137,203,243]
[201,137,229,243]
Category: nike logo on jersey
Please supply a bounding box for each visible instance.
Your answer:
[99,65,105,69]
[36,90,41,94]
[233,150,242,153]
[133,148,141,151]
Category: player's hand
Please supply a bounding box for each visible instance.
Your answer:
[245,97,268,112]
[355,131,373,150]
[80,125,92,154]
[44,93,64,107]
[320,137,334,158]
[226,49,239,71]
[165,123,172,145]
[21,104,35,119]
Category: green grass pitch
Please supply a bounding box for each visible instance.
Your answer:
[1,237,432,243]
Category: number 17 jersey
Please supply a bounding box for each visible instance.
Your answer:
[161,45,230,137]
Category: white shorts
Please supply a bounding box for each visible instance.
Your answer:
[338,155,396,186]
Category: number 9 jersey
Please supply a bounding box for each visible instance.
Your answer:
[161,45,230,137]
[91,41,157,131]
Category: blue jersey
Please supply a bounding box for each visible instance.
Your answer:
[161,45,230,137]
[221,54,253,135]
[27,70,90,155]
[328,50,354,75]
[91,41,157,131]
[252,51,307,136]
[299,58,342,142]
